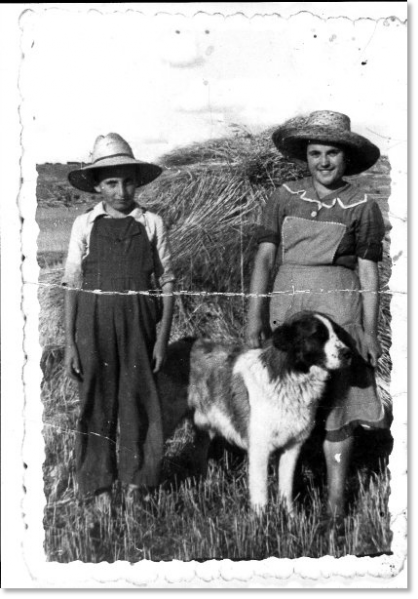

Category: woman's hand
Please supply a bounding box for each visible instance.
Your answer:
[359,332,382,368]
[357,258,382,368]
[65,343,82,381]
[245,318,265,349]
[153,336,167,373]
[246,242,277,349]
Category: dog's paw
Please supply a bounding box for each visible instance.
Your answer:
[284,505,296,519]
[251,498,267,516]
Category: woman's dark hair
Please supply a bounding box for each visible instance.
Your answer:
[306,140,348,155]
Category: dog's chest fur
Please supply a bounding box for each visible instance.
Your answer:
[188,341,329,452]
[234,349,329,450]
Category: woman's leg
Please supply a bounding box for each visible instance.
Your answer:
[323,435,354,518]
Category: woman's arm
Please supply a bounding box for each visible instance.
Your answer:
[245,242,277,348]
[153,281,175,373]
[64,288,82,380]
[358,257,382,367]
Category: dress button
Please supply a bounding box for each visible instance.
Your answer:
[311,210,318,218]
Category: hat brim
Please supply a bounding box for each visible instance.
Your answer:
[272,126,380,175]
[68,157,163,193]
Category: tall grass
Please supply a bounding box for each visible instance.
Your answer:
[44,439,392,563]
[38,123,393,562]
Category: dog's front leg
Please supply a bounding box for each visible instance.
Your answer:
[278,442,303,514]
[190,427,211,477]
[248,434,270,514]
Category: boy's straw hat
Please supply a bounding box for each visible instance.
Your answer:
[68,133,162,193]
[272,111,380,175]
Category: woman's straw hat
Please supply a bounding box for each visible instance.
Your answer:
[272,111,380,175]
[68,133,163,193]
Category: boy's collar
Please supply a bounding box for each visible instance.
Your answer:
[90,201,145,220]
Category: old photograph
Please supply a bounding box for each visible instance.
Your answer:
[2,2,408,588]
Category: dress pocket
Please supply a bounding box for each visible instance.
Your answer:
[281,217,346,266]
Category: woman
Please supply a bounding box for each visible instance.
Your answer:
[246,111,387,523]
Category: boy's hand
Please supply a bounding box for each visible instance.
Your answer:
[65,343,82,381]
[152,337,167,373]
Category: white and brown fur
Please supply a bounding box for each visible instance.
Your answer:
[184,312,352,513]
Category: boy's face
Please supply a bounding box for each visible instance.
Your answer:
[94,165,138,214]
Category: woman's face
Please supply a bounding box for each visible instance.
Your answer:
[307,143,347,190]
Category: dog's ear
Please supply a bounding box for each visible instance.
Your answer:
[272,322,295,352]
[331,320,357,352]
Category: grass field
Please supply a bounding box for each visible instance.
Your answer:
[38,124,394,562]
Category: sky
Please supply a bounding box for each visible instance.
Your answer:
[18,3,407,164]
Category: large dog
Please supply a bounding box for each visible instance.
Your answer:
[157,312,352,513]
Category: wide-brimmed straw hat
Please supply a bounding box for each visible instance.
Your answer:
[272,111,380,175]
[68,133,163,193]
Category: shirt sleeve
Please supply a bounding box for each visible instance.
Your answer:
[150,213,176,287]
[62,216,87,289]
[256,189,283,245]
[354,200,385,262]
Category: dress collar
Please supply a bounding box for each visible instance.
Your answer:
[306,178,351,203]
[283,178,367,210]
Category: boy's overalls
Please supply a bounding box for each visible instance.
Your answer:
[75,215,163,496]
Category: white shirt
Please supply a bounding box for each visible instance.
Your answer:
[63,202,176,289]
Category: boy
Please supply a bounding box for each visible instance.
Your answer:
[63,133,175,500]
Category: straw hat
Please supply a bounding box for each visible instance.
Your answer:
[68,133,163,193]
[272,111,380,175]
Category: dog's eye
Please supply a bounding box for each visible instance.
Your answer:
[311,326,328,343]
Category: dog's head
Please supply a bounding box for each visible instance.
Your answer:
[272,312,352,373]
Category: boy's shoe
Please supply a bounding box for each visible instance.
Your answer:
[81,489,112,532]
[124,484,150,502]
[123,484,158,515]
[94,490,112,514]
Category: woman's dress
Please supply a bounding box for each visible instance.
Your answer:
[257,177,387,440]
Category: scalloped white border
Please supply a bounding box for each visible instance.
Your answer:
[1,2,408,589]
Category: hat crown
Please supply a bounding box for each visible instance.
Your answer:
[305,111,351,132]
[91,133,135,164]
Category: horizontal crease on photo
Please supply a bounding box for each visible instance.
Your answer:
[27,280,397,296]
